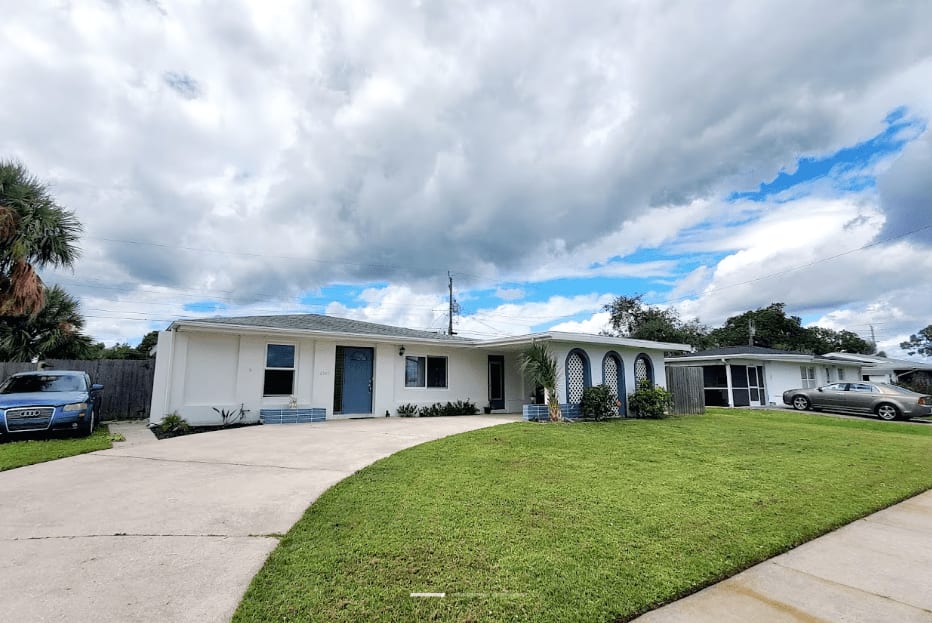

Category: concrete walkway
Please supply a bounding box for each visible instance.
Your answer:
[635,488,932,622]
[0,415,515,623]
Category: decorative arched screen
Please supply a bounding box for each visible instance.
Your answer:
[565,349,590,404]
[634,353,654,386]
[602,352,625,415]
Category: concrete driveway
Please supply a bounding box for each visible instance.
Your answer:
[0,415,515,623]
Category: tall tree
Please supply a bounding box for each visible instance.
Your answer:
[708,303,806,350]
[900,325,932,357]
[0,285,93,361]
[604,294,709,348]
[708,303,873,354]
[0,160,82,316]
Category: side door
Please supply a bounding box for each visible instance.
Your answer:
[488,355,505,410]
[844,383,879,413]
[815,383,849,409]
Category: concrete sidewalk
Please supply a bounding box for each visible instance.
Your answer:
[634,488,932,622]
[0,415,516,623]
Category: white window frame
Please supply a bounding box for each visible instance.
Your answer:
[404,355,448,389]
[800,366,816,389]
[263,343,296,397]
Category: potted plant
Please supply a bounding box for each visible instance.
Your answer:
[483,404,492,414]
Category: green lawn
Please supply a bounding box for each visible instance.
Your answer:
[235,409,932,623]
[0,425,112,471]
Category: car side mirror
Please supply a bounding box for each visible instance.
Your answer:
[817,387,823,392]
[91,384,104,391]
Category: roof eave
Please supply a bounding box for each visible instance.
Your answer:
[169,320,476,346]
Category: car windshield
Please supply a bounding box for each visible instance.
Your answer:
[879,384,918,395]
[0,374,86,394]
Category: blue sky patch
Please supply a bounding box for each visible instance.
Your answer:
[183,300,227,313]
[729,108,924,202]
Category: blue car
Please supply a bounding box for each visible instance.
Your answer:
[0,371,104,437]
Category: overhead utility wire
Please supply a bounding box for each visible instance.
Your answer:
[86,235,485,280]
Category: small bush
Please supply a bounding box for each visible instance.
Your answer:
[160,412,191,433]
[418,400,479,417]
[580,384,618,421]
[213,404,246,427]
[396,403,418,417]
[627,380,673,419]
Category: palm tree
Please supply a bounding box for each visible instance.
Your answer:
[519,341,562,421]
[0,285,93,361]
[0,160,82,316]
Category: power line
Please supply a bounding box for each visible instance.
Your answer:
[86,235,485,280]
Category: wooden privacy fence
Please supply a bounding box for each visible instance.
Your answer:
[665,366,705,415]
[0,359,155,421]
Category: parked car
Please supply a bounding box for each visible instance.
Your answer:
[0,371,104,436]
[783,382,932,421]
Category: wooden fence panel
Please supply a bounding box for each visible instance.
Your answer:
[666,366,705,415]
[0,361,36,381]
[0,359,155,421]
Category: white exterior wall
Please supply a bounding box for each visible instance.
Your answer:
[150,330,520,425]
[668,358,864,407]
[149,328,680,425]
[762,361,803,406]
[549,341,667,405]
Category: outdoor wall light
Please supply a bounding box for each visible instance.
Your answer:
[399,345,406,357]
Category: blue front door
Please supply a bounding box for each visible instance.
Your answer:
[341,347,373,414]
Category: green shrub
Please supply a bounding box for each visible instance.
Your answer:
[580,384,618,421]
[417,400,479,417]
[212,404,246,427]
[396,403,418,417]
[627,380,673,419]
[160,412,191,433]
[451,399,480,415]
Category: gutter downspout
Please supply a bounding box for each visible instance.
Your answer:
[723,358,735,407]
[159,326,178,425]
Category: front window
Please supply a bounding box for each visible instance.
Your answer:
[800,366,816,389]
[837,368,845,381]
[405,356,447,388]
[264,344,295,396]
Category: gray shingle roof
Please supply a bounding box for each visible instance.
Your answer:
[673,345,813,358]
[180,314,474,342]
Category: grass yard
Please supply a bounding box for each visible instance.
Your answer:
[235,409,932,623]
[0,425,112,471]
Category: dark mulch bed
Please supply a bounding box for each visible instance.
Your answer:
[150,422,260,440]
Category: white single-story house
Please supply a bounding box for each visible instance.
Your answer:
[667,346,864,408]
[820,352,932,388]
[149,314,691,426]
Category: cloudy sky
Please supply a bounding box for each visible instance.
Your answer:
[2,0,930,357]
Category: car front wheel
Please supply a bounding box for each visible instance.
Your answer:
[792,395,811,411]
[875,403,900,421]
[77,408,96,437]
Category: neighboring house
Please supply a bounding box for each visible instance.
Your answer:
[821,352,932,389]
[667,346,863,408]
[149,314,691,426]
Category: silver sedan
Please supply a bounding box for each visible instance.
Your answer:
[782,382,932,421]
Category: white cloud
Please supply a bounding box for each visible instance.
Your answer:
[549,312,612,335]
[494,287,525,301]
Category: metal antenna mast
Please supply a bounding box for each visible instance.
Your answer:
[448,272,457,336]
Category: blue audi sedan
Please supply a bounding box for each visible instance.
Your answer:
[0,371,104,436]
